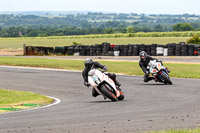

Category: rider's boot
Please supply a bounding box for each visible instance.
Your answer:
[114,79,121,87]
[114,79,121,91]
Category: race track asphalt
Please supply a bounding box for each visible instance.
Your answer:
[0,66,200,133]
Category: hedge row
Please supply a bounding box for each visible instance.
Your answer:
[24,42,200,56]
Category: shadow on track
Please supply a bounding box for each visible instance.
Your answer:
[137,83,169,86]
[85,100,127,103]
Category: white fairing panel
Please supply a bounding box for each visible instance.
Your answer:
[88,76,98,87]
[148,60,165,75]
[95,69,104,82]
[88,69,120,97]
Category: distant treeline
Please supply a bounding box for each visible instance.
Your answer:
[0,25,200,37]
[0,12,200,37]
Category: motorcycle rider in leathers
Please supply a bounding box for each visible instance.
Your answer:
[82,58,121,97]
[139,51,170,82]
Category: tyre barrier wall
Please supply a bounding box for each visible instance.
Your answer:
[24,42,200,56]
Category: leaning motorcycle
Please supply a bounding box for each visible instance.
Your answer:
[147,60,172,85]
[88,68,124,101]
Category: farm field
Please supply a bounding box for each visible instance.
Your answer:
[0,37,190,47]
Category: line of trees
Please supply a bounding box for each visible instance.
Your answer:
[0,13,200,37]
[0,23,200,37]
[173,23,200,31]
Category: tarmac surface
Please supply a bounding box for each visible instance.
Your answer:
[0,66,200,133]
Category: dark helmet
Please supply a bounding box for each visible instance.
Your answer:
[84,58,94,69]
[139,51,147,61]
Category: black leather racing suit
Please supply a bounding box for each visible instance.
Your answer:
[139,56,161,82]
[82,62,117,83]
[82,62,118,97]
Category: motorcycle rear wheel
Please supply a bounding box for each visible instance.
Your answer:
[99,84,118,101]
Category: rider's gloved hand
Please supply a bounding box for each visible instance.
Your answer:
[84,81,90,87]
[103,66,108,71]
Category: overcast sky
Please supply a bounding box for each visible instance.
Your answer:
[0,0,200,15]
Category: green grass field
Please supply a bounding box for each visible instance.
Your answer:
[0,37,190,47]
[0,89,53,108]
[0,57,199,78]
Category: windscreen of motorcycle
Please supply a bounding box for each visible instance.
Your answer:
[88,69,96,76]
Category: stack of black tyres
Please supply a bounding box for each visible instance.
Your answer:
[74,46,80,55]
[85,46,90,56]
[198,45,200,56]
[108,51,114,56]
[110,45,114,52]
[133,45,139,56]
[181,44,188,56]
[151,44,157,56]
[89,45,94,56]
[128,44,134,56]
[188,44,194,56]
[27,42,200,57]
[167,43,176,56]
[93,45,97,56]
[64,46,68,55]
[108,44,114,56]
[139,44,146,53]
[119,45,124,56]
[55,47,65,55]
[79,45,86,56]
[194,45,199,56]
[96,44,102,56]
[175,44,182,56]
[146,45,151,55]
[114,45,120,51]
[113,45,120,56]
[124,45,129,56]
[102,42,110,56]
[68,46,74,55]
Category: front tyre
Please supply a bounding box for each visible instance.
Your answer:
[99,84,118,101]
[160,72,172,85]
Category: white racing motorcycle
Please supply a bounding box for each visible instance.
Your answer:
[147,60,172,85]
[88,68,124,101]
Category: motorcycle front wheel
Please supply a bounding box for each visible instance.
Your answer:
[99,84,118,101]
[160,72,172,85]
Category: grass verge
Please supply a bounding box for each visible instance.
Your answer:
[148,128,200,133]
[0,57,199,78]
[0,88,53,108]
